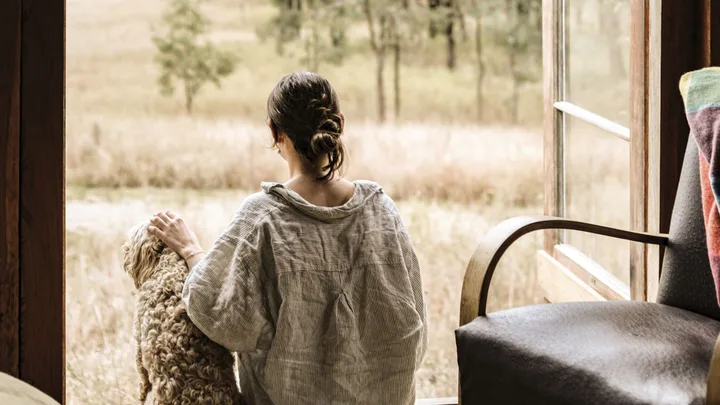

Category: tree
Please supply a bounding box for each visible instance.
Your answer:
[389,0,427,119]
[256,0,303,55]
[503,0,541,123]
[467,0,491,121]
[328,1,349,49]
[428,0,464,69]
[259,0,351,71]
[301,0,352,71]
[363,0,427,122]
[363,0,391,122]
[390,12,402,119]
[152,0,237,114]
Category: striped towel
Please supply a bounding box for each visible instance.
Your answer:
[680,67,720,307]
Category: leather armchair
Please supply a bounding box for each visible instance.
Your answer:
[456,139,720,405]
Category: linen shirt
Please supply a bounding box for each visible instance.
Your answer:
[182,180,428,405]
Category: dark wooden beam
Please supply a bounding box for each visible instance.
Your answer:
[658,0,708,235]
[0,0,21,379]
[19,0,65,401]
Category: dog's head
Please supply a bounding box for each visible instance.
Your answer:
[122,221,166,289]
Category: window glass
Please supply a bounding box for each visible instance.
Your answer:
[565,115,630,283]
[565,0,631,128]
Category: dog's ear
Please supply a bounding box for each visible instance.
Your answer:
[122,224,164,289]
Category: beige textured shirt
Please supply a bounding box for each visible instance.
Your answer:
[182,180,427,405]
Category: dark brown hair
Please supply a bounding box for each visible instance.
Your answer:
[267,72,346,181]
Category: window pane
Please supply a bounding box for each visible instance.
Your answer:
[565,0,631,128]
[565,116,630,284]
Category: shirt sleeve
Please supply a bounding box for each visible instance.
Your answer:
[182,208,272,353]
[381,193,428,368]
[398,220,428,368]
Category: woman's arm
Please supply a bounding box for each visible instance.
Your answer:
[182,227,272,353]
[149,209,272,352]
[185,252,206,270]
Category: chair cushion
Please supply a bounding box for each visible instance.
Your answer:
[455,301,720,405]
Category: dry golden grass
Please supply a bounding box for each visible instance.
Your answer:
[65,120,628,403]
[65,188,547,403]
[66,0,632,402]
[65,119,550,402]
[68,118,545,206]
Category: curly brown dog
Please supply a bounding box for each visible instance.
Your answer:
[122,221,245,405]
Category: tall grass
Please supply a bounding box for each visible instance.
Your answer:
[65,116,629,403]
[68,118,545,206]
[65,189,546,403]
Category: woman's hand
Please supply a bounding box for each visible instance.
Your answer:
[148,210,203,260]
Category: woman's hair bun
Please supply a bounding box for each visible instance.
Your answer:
[310,131,338,157]
[317,115,341,135]
[267,72,347,181]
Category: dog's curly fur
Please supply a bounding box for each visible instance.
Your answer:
[122,221,244,405]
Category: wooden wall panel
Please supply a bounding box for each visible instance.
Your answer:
[0,0,21,379]
[19,0,65,401]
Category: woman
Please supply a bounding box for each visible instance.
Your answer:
[149,72,427,405]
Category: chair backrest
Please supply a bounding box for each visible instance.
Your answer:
[656,136,720,320]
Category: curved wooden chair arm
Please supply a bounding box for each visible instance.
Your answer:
[459,216,669,326]
[708,334,720,404]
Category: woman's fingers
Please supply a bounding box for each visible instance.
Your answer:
[165,210,178,220]
[150,215,167,230]
[147,225,163,236]
[156,211,173,225]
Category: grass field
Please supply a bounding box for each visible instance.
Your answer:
[66,0,630,402]
[65,187,546,403]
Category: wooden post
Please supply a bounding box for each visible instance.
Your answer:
[0,0,64,402]
[0,0,21,379]
[629,0,649,301]
[543,0,563,252]
[18,0,65,401]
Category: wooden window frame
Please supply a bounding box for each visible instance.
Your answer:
[541,0,720,304]
[542,0,638,301]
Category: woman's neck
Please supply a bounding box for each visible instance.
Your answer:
[284,174,354,207]
[286,154,329,182]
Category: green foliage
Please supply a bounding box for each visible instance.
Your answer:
[257,0,355,70]
[471,0,541,77]
[152,0,238,114]
[256,4,303,55]
[301,0,356,69]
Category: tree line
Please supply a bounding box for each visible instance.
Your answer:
[256,0,544,123]
[153,0,626,123]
